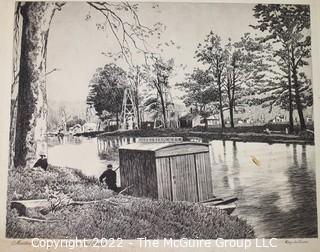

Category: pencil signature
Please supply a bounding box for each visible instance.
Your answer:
[285,240,308,245]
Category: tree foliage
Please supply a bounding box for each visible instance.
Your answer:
[251,4,312,131]
[192,31,270,128]
[87,64,127,127]
[223,34,270,127]
[143,57,175,127]
[178,69,218,128]
[66,116,86,130]
[195,32,227,128]
[126,66,145,127]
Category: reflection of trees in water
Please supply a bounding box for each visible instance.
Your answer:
[232,141,242,196]
[209,142,217,165]
[215,141,243,197]
[221,141,229,189]
[257,144,317,238]
[98,145,119,162]
[48,135,82,146]
[71,136,82,144]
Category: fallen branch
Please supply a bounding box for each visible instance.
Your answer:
[119,184,134,194]
[11,196,131,216]
[16,216,60,223]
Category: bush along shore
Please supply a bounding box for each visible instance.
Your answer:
[6,165,255,239]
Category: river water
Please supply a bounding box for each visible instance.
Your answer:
[48,136,317,238]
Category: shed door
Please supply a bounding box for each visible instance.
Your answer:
[170,155,199,202]
[156,157,173,200]
[194,152,213,201]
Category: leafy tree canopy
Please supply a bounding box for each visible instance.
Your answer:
[87,63,127,121]
[178,68,219,113]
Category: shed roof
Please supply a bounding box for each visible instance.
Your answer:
[119,142,209,157]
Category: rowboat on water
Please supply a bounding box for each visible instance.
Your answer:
[200,196,238,215]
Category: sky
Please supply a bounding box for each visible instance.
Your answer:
[46,2,260,105]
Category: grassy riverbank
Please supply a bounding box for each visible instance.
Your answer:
[97,124,314,145]
[6,165,254,239]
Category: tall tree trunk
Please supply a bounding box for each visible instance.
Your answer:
[135,67,141,128]
[217,74,225,129]
[292,65,306,131]
[14,3,59,169]
[229,103,234,128]
[226,76,234,128]
[9,4,22,170]
[204,117,208,130]
[9,99,18,170]
[135,100,140,129]
[287,49,294,134]
[159,92,167,128]
[227,92,234,128]
[134,86,140,129]
[107,120,110,132]
[116,112,119,129]
[231,69,236,128]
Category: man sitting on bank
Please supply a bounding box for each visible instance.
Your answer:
[33,152,48,171]
[99,164,118,192]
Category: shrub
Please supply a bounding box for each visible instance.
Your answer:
[7,165,112,201]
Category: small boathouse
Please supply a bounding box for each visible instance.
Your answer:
[119,137,213,202]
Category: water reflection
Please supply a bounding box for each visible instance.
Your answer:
[232,141,242,197]
[48,136,120,186]
[48,136,317,238]
[253,144,317,238]
[210,141,317,238]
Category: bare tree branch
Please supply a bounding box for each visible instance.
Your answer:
[87,1,158,67]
